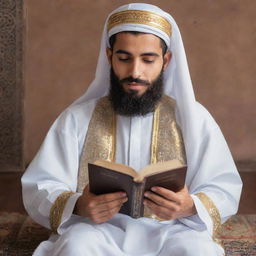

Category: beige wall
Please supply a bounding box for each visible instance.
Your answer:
[24,0,256,164]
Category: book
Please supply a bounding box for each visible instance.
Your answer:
[88,159,187,218]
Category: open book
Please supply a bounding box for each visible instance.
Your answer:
[88,159,187,218]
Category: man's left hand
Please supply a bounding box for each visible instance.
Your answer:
[143,186,196,220]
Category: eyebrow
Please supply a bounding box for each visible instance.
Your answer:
[115,49,160,57]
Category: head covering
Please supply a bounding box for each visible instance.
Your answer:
[74,3,195,101]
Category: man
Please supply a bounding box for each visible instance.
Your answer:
[22,3,242,256]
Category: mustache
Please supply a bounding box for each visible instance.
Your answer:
[119,76,151,86]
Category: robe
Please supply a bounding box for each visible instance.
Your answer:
[22,96,242,256]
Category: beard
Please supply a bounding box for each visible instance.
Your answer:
[108,67,164,116]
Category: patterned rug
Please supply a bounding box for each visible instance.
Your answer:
[0,212,51,255]
[217,215,256,255]
[0,212,255,255]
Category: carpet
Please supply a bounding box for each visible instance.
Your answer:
[217,215,256,255]
[0,212,50,255]
[0,212,255,255]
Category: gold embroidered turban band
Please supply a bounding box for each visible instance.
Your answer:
[107,10,172,37]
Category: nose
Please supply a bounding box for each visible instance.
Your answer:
[129,59,142,79]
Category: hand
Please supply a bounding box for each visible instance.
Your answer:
[74,185,128,224]
[143,186,196,220]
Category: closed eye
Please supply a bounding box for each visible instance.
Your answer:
[143,59,155,63]
[118,57,130,62]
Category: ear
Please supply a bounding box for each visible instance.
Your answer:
[106,48,113,65]
[163,51,172,71]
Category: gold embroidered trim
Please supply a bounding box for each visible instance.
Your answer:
[145,95,186,218]
[195,192,222,243]
[77,97,116,193]
[50,191,74,233]
[111,114,116,162]
[151,104,160,164]
[107,10,172,36]
[151,95,186,165]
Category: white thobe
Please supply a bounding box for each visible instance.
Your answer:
[22,98,240,256]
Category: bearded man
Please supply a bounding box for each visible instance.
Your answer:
[22,3,242,256]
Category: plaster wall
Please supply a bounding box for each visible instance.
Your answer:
[24,0,256,164]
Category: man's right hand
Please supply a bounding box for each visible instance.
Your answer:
[74,185,128,224]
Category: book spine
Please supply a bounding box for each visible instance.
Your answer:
[131,181,145,218]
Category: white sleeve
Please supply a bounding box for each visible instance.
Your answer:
[178,114,242,236]
[21,109,84,233]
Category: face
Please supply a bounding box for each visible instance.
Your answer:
[107,33,171,97]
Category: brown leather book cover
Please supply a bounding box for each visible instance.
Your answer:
[88,161,187,218]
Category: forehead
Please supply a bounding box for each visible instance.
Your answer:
[113,32,162,53]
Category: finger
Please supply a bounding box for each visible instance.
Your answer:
[144,192,178,211]
[90,197,127,214]
[86,195,127,211]
[98,204,122,218]
[150,186,182,204]
[91,205,122,224]
[144,191,170,207]
[143,199,174,220]
[95,192,127,205]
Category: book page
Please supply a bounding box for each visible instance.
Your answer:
[93,160,138,178]
[136,159,185,181]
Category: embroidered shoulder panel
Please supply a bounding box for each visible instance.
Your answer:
[151,95,186,165]
[77,96,116,193]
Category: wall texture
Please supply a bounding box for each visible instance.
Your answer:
[24,0,256,164]
[0,0,24,171]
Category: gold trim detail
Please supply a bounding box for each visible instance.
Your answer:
[77,97,116,193]
[151,104,160,164]
[50,191,74,233]
[150,95,186,165]
[111,114,116,162]
[145,95,186,218]
[195,192,222,244]
[107,10,172,37]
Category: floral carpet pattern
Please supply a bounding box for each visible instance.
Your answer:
[0,212,255,255]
